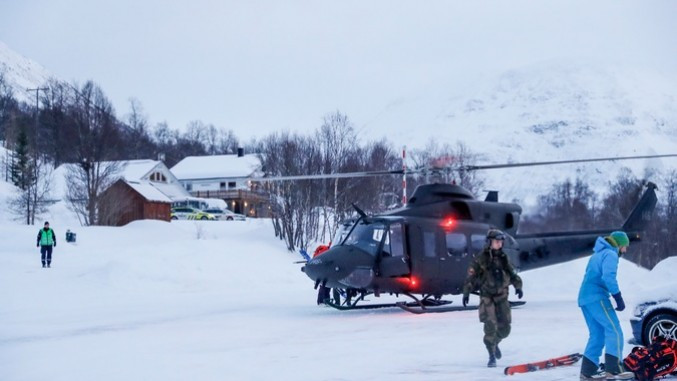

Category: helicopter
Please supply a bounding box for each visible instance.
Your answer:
[253,153,677,314]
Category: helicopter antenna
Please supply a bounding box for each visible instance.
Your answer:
[352,203,368,219]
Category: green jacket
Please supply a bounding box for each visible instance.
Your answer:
[463,247,522,298]
[37,228,56,246]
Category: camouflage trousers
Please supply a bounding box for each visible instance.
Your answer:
[479,295,512,352]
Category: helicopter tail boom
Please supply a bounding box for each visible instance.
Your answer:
[515,182,658,271]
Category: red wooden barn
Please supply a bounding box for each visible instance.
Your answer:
[99,180,171,226]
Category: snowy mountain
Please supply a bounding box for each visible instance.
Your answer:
[370,62,677,207]
[0,40,52,104]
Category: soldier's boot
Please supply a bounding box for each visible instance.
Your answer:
[42,262,46,268]
[495,345,502,359]
[603,354,633,380]
[47,262,50,268]
[580,356,606,380]
[487,347,496,368]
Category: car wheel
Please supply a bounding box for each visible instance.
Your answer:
[171,216,178,220]
[201,216,208,220]
[643,313,677,345]
[227,217,233,221]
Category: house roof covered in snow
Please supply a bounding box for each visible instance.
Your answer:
[124,181,172,203]
[53,159,189,200]
[170,154,261,181]
[118,160,162,181]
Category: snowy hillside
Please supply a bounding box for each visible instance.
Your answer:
[0,41,51,103]
[373,62,677,206]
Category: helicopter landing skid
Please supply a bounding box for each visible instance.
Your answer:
[321,292,453,311]
[396,300,527,314]
[323,299,413,311]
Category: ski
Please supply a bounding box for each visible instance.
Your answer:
[504,353,583,375]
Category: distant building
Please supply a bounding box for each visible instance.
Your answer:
[55,159,191,226]
[112,159,190,200]
[170,150,270,217]
[99,179,171,226]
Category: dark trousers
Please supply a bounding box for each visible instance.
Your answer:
[317,285,331,305]
[40,245,53,265]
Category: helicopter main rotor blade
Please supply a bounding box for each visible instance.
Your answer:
[249,169,412,182]
[462,154,677,171]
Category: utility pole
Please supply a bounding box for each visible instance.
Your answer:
[26,87,48,225]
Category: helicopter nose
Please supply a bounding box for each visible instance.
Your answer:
[302,255,334,285]
[302,246,375,289]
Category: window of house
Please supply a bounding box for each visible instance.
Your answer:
[228,181,236,188]
[185,183,192,191]
[220,182,226,189]
[150,172,167,183]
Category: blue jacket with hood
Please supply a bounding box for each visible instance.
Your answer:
[577,237,621,307]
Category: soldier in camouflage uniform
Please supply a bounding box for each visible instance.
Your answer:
[462,229,523,368]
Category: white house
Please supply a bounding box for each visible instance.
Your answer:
[170,152,268,216]
[170,153,261,193]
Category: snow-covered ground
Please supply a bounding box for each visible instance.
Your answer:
[1,213,674,381]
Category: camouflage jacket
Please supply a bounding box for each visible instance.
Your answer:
[462,247,522,298]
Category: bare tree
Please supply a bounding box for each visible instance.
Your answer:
[410,139,485,196]
[217,128,240,154]
[9,155,53,225]
[66,160,122,226]
[316,111,358,243]
[64,81,124,225]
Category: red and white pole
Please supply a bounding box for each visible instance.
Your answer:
[402,145,407,205]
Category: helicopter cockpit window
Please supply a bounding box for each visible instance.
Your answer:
[332,221,354,245]
[382,223,405,257]
[446,233,467,256]
[342,222,386,256]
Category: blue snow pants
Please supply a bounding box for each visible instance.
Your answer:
[580,298,624,364]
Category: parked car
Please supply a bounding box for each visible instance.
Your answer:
[171,207,216,221]
[203,208,246,221]
[629,257,677,346]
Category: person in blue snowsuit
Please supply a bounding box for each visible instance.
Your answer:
[578,231,634,380]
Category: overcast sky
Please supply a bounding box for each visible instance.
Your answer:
[1,1,676,142]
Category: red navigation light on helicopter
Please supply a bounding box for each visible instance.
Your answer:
[410,276,418,287]
[441,217,455,229]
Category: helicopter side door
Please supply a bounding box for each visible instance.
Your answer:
[408,224,444,286]
[378,223,410,277]
[438,231,476,293]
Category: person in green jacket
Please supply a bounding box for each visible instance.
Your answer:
[37,221,56,268]
[463,229,523,368]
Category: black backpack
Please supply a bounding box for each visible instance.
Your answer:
[624,337,677,381]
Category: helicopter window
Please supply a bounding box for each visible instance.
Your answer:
[342,222,386,256]
[446,233,467,256]
[471,234,487,252]
[383,223,405,258]
[423,230,437,258]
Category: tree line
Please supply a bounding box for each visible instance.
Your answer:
[520,169,677,269]
[0,69,674,268]
[0,72,243,225]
